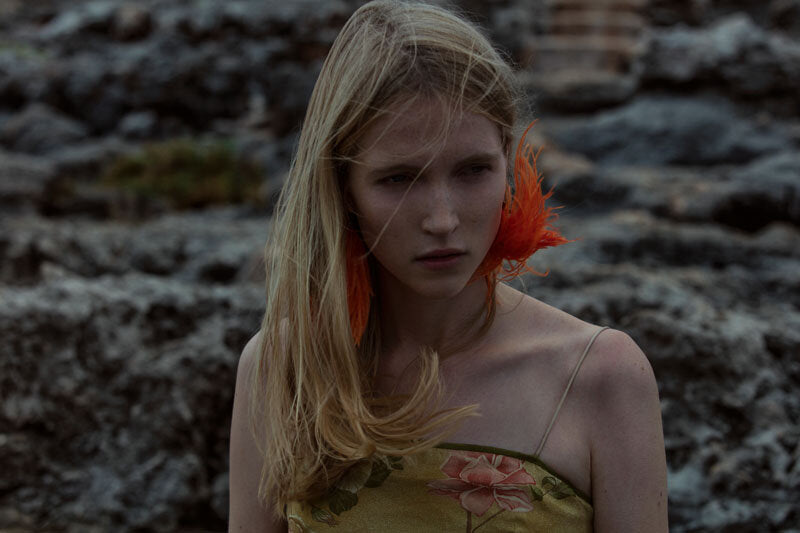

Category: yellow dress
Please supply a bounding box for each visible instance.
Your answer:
[287,327,607,532]
[286,443,592,532]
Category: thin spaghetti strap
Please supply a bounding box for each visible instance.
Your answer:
[534,326,610,457]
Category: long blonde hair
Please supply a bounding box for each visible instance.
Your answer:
[251,0,520,514]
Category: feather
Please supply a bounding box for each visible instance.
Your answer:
[472,121,571,282]
[346,228,372,345]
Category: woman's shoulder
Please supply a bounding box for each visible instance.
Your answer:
[240,331,262,362]
[495,284,597,356]
[238,319,290,374]
[573,326,660,428]
[497,283,656,400]
[236,331,263,387]
[513,288,663,443]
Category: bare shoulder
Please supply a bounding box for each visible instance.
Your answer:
[229,329,286,533]
[233,331,265,407]
[566,326,662,447]
[237,331,263,379]
[572,329,668,532]
[579,328,658,403]
[496,285,653,386]
[237,320,288,381]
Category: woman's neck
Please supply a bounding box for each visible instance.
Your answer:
[376,272,490,361]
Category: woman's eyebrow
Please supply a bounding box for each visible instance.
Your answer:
[455,151,501,167]
[366,162,421,179]
[365,151,501,178]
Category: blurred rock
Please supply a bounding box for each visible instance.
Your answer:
[1,0,354,137]
[0,209,268,285]
[543,96,792,166]
[489,3,547,59]
[645,0,710,26]
[770,0,800,38]
[48,136,132,180]
[0,149,56,214]
[0,103,89,155]
[112,3,153,41]
[0,138,136,218]
[706,152,800,231]
[59,51,128,133]
[0,274,264,532]
[521,70,639,113]
[642,13,800,99]
[0,47,54,109]
[118,111,158,140]
[543,155,800,235]
[38,1,117,41]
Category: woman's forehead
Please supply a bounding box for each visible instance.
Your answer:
[353,98,503,167]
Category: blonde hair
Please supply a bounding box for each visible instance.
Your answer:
[251,0,520,514]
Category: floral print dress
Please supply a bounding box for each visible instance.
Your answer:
[286,443,593,532]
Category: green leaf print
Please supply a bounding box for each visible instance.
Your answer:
[541,475,574,499]
[530,486,544,501]
[387,455,404,470]
[550,482,574,499]
[364,460,392,488]
[334,460,372,492]
[310,506,337,526]
[311,455,402,524]
[328,488,358,515]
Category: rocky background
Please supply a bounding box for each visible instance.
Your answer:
[1,0,798,531]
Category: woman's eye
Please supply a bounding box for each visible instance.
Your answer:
[382,174,410,185]
[463,164,490,177]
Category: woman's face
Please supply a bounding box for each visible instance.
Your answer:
[347,97,507,301]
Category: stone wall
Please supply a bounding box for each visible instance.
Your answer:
[1,1,798,531]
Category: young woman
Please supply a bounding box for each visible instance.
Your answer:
[229,2,668,532]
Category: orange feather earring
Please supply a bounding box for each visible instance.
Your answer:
[471,120,571,293]
[346,227,372,346]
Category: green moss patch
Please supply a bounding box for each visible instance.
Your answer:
[102,138,265,209]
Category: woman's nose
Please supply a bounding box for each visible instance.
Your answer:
[421,184,459,235]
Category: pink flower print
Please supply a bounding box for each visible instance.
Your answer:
[427,451,536,517]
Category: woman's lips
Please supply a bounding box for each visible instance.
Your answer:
[416,252,465,270]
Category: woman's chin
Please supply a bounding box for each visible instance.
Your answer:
[408,277,482,302]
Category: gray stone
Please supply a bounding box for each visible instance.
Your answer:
[770,0,800,39]
[544,96,792,166]
[60,52,128,133]
[644,0,710,27]
[522,71,639,113]
[118,111,158,139]
[0,208,269,285]
[710,152,800,231]
[642,13,800,97]
[48,136,132,180]
[0,149,55,213]
[0,104,89,155]
[0,47,54,107]
[0,273,264,531]
[37,0,118,41]
[112,3,153,41]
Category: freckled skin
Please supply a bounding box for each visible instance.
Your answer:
[347,98,507,301]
